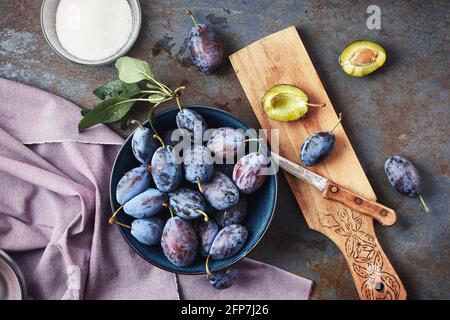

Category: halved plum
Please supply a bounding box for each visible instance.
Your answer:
[339,40,386,77]
[261,84,325,122]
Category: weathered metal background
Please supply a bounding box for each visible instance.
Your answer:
[0,0,448,299]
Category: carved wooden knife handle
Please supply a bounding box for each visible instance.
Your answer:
[322,182,397,226]
[318,207,407,300]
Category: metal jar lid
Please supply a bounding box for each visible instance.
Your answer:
[0,249,26,300]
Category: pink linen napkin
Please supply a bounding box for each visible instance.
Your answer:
[0,77,313,300]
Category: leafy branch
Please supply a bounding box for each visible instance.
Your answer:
[78,56,185,131]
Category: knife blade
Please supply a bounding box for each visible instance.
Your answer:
[270,152,397,226]
[270,152,328,192]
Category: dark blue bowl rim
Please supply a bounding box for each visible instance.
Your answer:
[109,105,278,275]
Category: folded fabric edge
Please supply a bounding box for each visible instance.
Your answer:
[22,139,124,146]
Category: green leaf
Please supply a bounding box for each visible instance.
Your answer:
[115,57,155,84]
[148,94,167,104]
[93,80,140,100]
[78,97,138,131]
[81,109,90,116]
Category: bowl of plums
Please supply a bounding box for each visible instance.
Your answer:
[109,105,277,289]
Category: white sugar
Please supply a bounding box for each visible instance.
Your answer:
[56,0,133,61]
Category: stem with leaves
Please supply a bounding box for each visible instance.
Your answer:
[78,56,186,132]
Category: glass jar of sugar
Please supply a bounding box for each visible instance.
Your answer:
[41,0,142,65]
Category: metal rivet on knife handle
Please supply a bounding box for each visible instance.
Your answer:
[354,197,362,205]
[380,209,388,217]
[331,186,338,193]
[375,282,385,292]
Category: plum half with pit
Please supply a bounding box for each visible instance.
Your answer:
[339,40,386,77]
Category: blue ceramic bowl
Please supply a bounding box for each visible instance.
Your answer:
[110,105,277,274]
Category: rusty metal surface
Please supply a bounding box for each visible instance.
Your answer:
[0,0,448,299]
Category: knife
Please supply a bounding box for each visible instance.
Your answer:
[271,152,397,226]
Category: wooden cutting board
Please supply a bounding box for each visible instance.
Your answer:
[230,26,406,300]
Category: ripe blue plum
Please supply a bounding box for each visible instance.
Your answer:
[209,224,248,260]
[300,114,342,166]
[151,146,183,192]
[131,125,159,164]
[169,188,208,220]
[123,188,167,218]
[207,266,238,290]
[176,108,208,142]
[195,219,219,256]
[116,166,151,205]
[187,11,223,74]
[207,127,245,159]
[184,145,214,186]
[131,218,164,245]
[214,196,247,228]
[232,152,269,194]
[385,155,429,213]
[161,217,198,267]
[202,171,240,211]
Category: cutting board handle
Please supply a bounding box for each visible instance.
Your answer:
[318,207,407,299]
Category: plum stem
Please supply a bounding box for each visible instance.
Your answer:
[162,202,174,218]
[130,119,144,130]
[329,113,343,133]
[109,205,123,224]
[114,220,131,229]
[175,95,183,112]
[419,195,430,215]
[245,138,264,154]
[196,177,204,193]
[153,134,165,147]
[146,165,152,173]
[205,255,212,277]
[195,209,209,222]
[186,10,198,27]
[306,102,326,108]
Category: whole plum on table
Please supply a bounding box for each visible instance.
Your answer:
[116,166,151,205]
[184,145,214,190]
[186,10,223,74]
[194,219,219,256]
[161,217,198,267]
[300,113,342,166]
[214,196,247,228]
[385,155,430,214]
[131,218,164,245]
[202,171,240,211]
[151,144,183,192]
[207,266,239,290]
[209,224,248,260]
[123,188,167,219]
[169,188,208,220]
[232,152,269,194]
[176,108,208,142]
[206,127,245,160]
[131,122,159,165]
